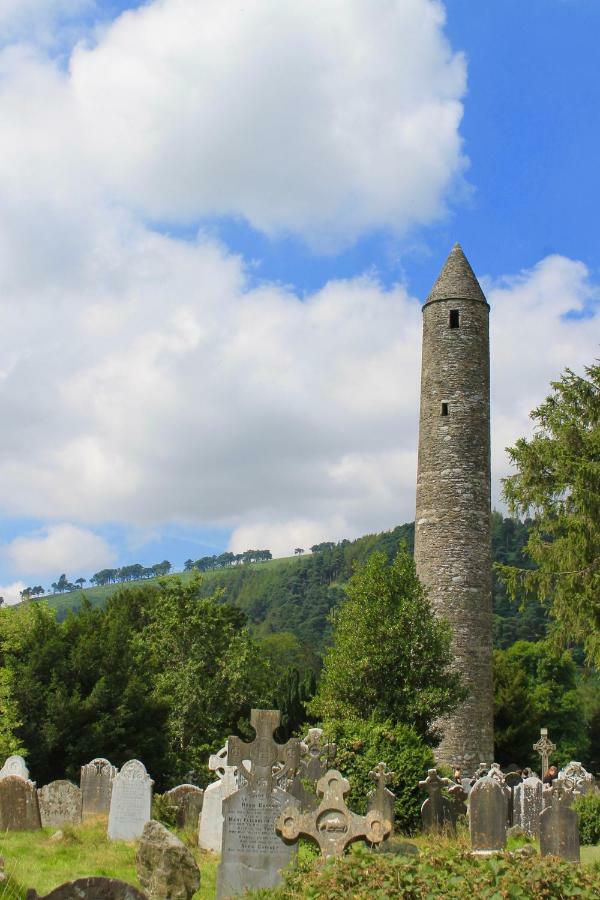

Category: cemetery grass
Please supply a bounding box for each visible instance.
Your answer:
[0,820,219,899]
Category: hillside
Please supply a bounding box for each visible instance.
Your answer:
[37,514,546,653]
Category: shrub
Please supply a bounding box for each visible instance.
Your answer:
[574,791,600,845]
[264,840,600,898]
[319,718,434,834]
[151,792,178,828]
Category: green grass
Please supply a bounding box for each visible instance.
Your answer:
[0,820,219,899]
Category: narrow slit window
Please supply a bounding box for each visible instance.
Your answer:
[449,309,460,328]
[441,402,449,417]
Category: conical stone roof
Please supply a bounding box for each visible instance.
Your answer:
[425,243,487,306]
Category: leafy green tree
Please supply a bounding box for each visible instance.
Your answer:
[135,576,272,781]
[493,639,589,768]
[0,667,26,760]
[322,718,434,833]
[497,363,600,664]
[309,549,465,740]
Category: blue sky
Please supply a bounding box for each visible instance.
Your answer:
[0,0,597,600]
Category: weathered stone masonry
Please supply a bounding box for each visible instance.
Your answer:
[414,244,494,772]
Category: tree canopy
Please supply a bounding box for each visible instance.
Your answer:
[309,548,466,740]
[496,362,600,664]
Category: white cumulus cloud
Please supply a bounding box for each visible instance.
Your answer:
[0,582,27,607]
[63,0,467,245]
[2,525,116,580]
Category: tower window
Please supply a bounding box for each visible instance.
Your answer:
[441,402,449,417]
[449,309,460,328]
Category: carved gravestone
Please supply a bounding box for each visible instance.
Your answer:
[559,762,594,795]
[289,728,336,811]
[108,760,153,841]
[26,878,147,899]
[216,709,301,899]
[277,769,391,858]
[419,769,452,832]
[469,775,507,854]
[540,780,580,863]
[513,775,542,837]
[38,780,82,828]
[504,771,523,826]
[367,762,395,830]
[0,755,29,780]
[164,784,204,831]
[81,758,117,819]
[198,743,239,853]
[0,775,42,830]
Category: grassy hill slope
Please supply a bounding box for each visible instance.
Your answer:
[37,515,545,652]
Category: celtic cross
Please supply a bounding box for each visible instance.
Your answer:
[533,727,556,775]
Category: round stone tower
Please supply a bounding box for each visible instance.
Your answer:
[414,243,494,772]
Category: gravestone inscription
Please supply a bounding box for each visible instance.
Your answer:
[0,775,42,830]
[108,760,153,841]
[198,743,238,853]
[38,780,82,828]
[81,758,117,819]
[0,755,29,780]
[216,709,301,899]
[540,779,580,863]
[469,775,507,854]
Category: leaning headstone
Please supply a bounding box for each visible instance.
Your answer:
[0,775,42,830]
[367,762,395,830]
[164,785,203,831]
[558,762,594,795]
[469,775,507,854]
[198,743,238,853]
[38,780,82,828]
[277,768,391,858]
[419,769,452,832]
[540,779,580,863]
[108,760,153,841]
[216,709,301,898]
[26,878,147,899]
[513,775,542,837]
[136,820,200,900]
[81,757,117,819]
[504,772,523,827]
[0,755,29,780]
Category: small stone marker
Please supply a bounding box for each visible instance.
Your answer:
[533,727,556,776]
[540,779,580,863]
[25,878,147,899]
[419,768,452,832]
[198,743,238,853]
[0,755,29,780]
[513,775,542,837]
[136,819,200,900]
[558,761,594,795]
[276,768,391,858]
[164,784,204,831]
[367,762,395,830]
[469,775,507,854]
[80,757,117,819]
[38,780,82,828]
[108,760,153,841]
[0,775,42,830]
[216,709,301,898]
